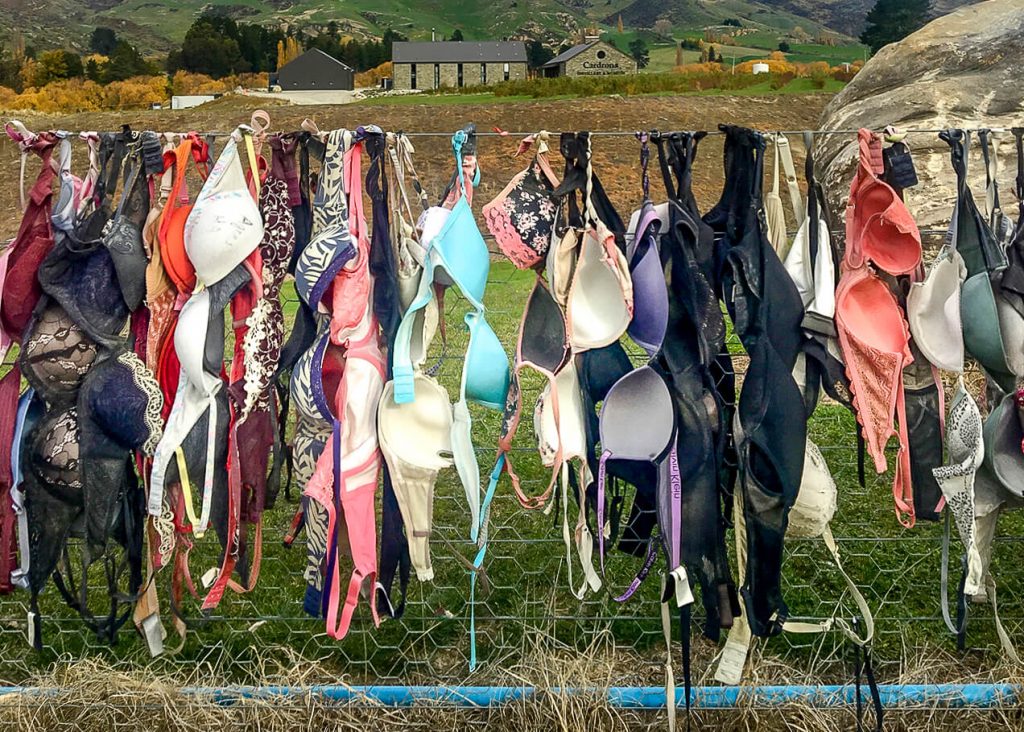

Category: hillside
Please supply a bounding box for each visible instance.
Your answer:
[0,0,977,54]
[758,0,978,35]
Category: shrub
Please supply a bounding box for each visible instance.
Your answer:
[103,75,168,109]
[0,85,19,107]
[11,74,169,111]
[769,71,796,90]
[172,70,230,95]
[735,59,796,75]
[355,61,391,88]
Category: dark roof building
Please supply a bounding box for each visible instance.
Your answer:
[392,41,529,91]
[540,39,637,78]
[274,48,355,91]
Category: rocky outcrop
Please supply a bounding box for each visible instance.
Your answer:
[817,0,1024,238]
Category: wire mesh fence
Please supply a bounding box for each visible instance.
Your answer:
[0,130,1021,691]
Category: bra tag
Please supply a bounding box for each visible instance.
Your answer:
[714,637,750,685]
[200,567,219,589]
[26,610,36,648]
[670,566,694,607]
[141,613,165,657]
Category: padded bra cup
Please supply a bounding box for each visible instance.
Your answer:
[162,204,195,290]
[21,304,98,399]
[31,406,83,505]
[435,198,489,303]
[627,229,669,355]
[464,314,509,410]
[839,275,908,354]
[568,228,631,350]
[600,367,674,460]
[535,362,586,464]
[521,281,568,370]
[379,376,452,470]
[852,173,921,276]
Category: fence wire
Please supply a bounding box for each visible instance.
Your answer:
[0,132,1021,690]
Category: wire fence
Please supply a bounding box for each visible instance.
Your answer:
[0,130,1021,690]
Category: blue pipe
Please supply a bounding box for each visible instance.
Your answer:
[0,683,1016,708]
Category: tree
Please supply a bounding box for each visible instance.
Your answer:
[34,50,73,85]
[103,40,157,82]
[84,55,104,82]
[180,16,245,77]
[628,38,649,69]
[0,43,22,90]
[451,29,464,42]
[707,45,717,63]
[90,27,118,56]
[675,44,683,67]
[778,40,791,53]
[526,40,554,68]
[860,0,931,54]
[617,15,624,33]
[653,19,673,40]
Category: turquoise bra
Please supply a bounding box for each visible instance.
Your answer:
[391,128,509,540]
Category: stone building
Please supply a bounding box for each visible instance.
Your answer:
[392,41,528,90]
[540,39,637,78]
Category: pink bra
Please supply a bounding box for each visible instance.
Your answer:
[835,130,922,527]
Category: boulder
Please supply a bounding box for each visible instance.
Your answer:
[817,0,1024,245]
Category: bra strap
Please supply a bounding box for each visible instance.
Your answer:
[1013,127,1024,222]
[892,375,916,528]
[636,131,651,201]
[776,133,805,224]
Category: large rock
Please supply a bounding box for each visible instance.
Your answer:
[817,0,1024,244]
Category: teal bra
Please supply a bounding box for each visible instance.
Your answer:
[391,129,509,541]
[392,129,509,411]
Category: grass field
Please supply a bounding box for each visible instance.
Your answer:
[362,77,845,106]
[1,258,1022,690]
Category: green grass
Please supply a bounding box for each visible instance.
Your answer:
[362,75,844,107]
[3,257,1021,687]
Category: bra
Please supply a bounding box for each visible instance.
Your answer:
[159,134,210,295]
[295,129,357,312]
[907,243,966,373]
[378,374,454,582]
[941,129,1019,391]
[836,129,920,528]
[1,129,57,342]
[185,127,263,289]
[391,128,509,536]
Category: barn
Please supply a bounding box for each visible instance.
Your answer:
[274,48,355,91]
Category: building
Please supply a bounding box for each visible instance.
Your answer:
[540,39,637,78]
[392,41,527,91]
[171,95,219,110]
[273,48,355,91]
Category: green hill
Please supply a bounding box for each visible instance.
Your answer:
[0,0,974,58]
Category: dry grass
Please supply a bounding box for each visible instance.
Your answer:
[0,633,1022,731]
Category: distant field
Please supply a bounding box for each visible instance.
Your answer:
[362,76,846,106]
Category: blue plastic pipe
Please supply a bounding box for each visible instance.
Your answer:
[0,683,1015,709]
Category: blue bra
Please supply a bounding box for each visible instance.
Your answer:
[392,129,509,410]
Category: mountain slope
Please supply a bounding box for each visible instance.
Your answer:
[758,0,978,35]
[0,0,978,55]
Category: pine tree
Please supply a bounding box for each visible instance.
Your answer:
[276,39,285,69]
[860,0,932,54]
[675,44,683,67]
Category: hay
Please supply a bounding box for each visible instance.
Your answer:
[1,633,1022,732]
